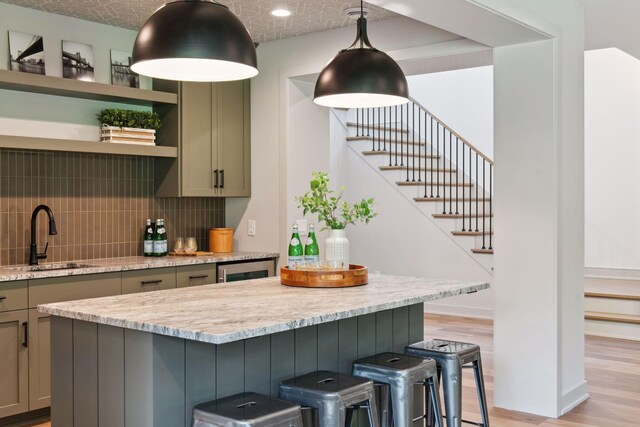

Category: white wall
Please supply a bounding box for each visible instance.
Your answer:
[585,48,640,271]
[408,66,494,159]
[0,3,150,141]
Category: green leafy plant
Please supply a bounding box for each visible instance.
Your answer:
[296,171,376,230]
[97,109,162,130]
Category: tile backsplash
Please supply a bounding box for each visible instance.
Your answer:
[0,150,225,265]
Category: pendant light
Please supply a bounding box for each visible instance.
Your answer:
[131,0,258,82]
[314,1,408,108]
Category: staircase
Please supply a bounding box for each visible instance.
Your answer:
[584,273,640,341]
[345,98,494,268]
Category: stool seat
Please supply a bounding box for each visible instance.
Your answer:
[353,353,443,427]
[193,392,303,427]
[406,340,490,427]
[279,370,379,427]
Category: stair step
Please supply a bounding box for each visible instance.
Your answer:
[347,122,409,133]
[415,197,491,203]
[379,165,457,173]
[433,213,494,219]
[585,311,640,325]
[397,181,473,187]
[452,231,494,236]
[348,136,425,146]
[362,151,439,159]
[472,249,494,255]
[585,279,640,301]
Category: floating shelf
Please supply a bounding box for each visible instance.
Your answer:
[0,135,178,158]
[0,69,177,106]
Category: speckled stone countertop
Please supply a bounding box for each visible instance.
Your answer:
[39,275,489,344]
[0,252,279,282]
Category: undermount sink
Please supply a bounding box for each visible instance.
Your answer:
[7,262,98,272]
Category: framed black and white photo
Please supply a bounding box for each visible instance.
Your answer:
[62,40,95,82]
[8,30,45,75]
[110,49,139,88]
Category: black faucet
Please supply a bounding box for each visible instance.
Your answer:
[29,205,58,266]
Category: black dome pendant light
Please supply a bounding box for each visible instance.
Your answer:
[131,0,258,82]
[314,1,409,108]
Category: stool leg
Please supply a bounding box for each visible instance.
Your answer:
[366,394,380,427]
[428,376,444,427]
[319,402,343,427]
[441,359,462,427]
[472,358,490,427]
[346,407,354,426]
[389,380,413,427]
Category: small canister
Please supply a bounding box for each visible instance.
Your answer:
[209,228,234,253]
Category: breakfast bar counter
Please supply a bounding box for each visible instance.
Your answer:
[39,274,489,427]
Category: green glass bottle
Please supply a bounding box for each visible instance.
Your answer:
[153,219,167,257]
[287,224,304,269]
[143,218,154,257]
[304,224,320,263]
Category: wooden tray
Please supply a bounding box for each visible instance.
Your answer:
[168,251,214,257]
[280,264,368,288]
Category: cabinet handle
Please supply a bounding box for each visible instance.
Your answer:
[213,169,219,188]
[220,170,225,189]
[189,275,209,280]
[22,322,28,348]
[0,296,6,301]
[141,280,163,285]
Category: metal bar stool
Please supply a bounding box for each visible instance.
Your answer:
[352,352,445,427]
[405,340,490,427]
[192,392,304,427]
[279,370,380,427]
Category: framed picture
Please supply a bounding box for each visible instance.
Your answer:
[110,49,139,88]
[62,40,95,82]
[8,30,45,75]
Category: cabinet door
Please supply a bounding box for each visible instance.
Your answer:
[0,310,28,418]
[28,309,50,410]
[176,264,216,288]
[181,82,218,197]
[122,267,177,295]
[217,80,251,197]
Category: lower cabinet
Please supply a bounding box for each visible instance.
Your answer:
[28,309,51,410]
[122,267,177,294]
[0,310,29,418]
[176,264,216,288]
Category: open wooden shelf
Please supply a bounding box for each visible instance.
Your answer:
[0,69,177,106]
[0,135,178,158]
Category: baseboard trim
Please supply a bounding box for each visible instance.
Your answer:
[560,381,589,415]
[584,329,640,342]
[585,266,640,280]
[424,302,494,319]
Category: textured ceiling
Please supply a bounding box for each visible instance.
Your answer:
[0,0,399,43]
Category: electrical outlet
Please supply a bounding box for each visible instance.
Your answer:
[296,219,308,236]
[247,220,256,236]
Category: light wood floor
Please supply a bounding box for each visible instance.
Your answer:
[29,314,640,427]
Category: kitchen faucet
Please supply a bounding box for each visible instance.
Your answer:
[29,205,58,266]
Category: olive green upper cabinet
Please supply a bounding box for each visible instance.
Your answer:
[154,80,251,197]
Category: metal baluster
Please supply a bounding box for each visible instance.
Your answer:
[475,152,479,232]
[372,108,376,151]
[418,106,422,182]
[436,122,440,199]
[401,104,404,167]
[469,146,472,232]
[412,103,416,182]
[449,132,453,214]
[482,159,486,249]
[395,106,398,166]
[455,136,459,215]
[367,108,370,137]
[462,140,466,231]
[384,107,387,152]
[430,117,434,198]
[489,165,493,250]
[356,109,360,136]
[377,107,381,151]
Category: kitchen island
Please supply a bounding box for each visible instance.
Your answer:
[39,274,489,427]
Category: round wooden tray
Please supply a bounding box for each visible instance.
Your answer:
[280,264,368,288]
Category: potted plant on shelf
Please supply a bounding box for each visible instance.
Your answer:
[296,171,376,269]
[97,108,162,146]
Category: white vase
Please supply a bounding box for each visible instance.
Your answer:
[325,229,349,270]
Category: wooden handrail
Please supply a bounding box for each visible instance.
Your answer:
[408,96,494,165]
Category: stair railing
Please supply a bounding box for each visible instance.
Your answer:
[352,98,494,251]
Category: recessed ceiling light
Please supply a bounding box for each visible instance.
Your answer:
[271,9,292,17]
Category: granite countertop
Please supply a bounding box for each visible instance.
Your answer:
[0,252,279,282]
[39,274,489,344]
